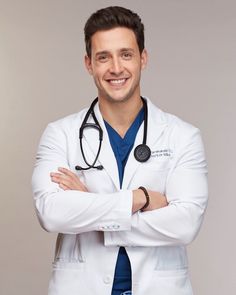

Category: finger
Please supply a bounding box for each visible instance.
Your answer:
[50,173,65,181]
[50,170,87,191]
[56,176,74,188]
[51,175,61,184]
[50,174,71,186]
[57,168,80,184]
[51,173,73,183]
[58,167,77,179]
[59,183,69,190]
[57,168,85,187]
[50,172,64,178]
[51,175,74,189]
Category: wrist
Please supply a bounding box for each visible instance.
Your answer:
[132,189,146,213]
[138,186,150,211]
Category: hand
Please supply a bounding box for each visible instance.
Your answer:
[50,167,88,192]
[142,190,168,212]
[132,189,168,213]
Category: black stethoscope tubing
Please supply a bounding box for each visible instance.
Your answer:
[75,97,151,171]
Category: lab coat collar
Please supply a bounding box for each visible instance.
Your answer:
[83,97,168,190]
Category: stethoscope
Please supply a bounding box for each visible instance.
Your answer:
[75,97,151,171]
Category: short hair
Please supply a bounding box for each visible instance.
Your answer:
[84,6,145,57]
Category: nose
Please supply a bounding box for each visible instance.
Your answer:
[109,57,124,75]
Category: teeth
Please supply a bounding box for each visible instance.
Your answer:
[109,79,126,84]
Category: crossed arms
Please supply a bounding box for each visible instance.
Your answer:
[32,122,208,247]
[50,167,168,214]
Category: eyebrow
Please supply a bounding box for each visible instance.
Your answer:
[95,48,135,57]
[120,48,135,53]
[95,51,109,57]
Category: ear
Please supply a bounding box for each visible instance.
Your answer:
[84,55,93,75]
[140,49,148,70]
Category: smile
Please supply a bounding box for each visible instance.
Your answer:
[107,78,128,86]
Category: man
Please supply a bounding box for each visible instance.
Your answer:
[32,6,208,295]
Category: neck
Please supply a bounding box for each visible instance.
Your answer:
[99,96,143,138]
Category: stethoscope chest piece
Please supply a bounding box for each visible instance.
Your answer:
[134,144,151,162]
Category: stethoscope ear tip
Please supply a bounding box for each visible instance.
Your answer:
[74,164,104,171]
[97,165,104,170]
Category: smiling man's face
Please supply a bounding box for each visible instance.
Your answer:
[85,27,147,104]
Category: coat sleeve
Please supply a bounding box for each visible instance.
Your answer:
[104,126,208,247]
[31,122,133,234]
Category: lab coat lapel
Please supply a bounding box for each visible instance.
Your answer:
[122,98,168,189]
[121,124,143,189]
[83,103,120,190]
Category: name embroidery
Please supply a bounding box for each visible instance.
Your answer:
[151,149,173,158]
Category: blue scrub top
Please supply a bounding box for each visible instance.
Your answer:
[104,107,144,295]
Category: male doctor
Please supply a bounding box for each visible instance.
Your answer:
[32,6,208,295]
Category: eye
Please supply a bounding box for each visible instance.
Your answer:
[97,55,109,62]
[121,52,133,60]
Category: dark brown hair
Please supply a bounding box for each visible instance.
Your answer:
[84,6,145,57]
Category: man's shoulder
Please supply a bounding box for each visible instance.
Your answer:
[46,107,89,131]
[148,98,200,139]
[150,98,198,132]
[166,111,199,135]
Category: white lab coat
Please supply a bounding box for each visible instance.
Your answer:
[32,97,208,295]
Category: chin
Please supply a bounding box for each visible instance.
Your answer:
[104,90,135,103]
[106,95,130,104]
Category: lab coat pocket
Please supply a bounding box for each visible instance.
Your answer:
[141,268,192,295]
[154,268,188,277]
[153,268,192,295]
[54,234,85,263]
[148,246,192,294]
[154,246,188,271]
[139,268,192,295]
[49,261,85,295]
[52,261,85,270]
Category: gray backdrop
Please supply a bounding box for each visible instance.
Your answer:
[1,0,235,294]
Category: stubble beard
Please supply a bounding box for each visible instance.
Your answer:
[97,76,141,105]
